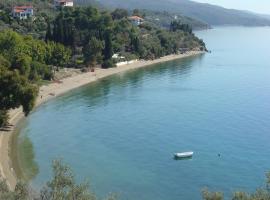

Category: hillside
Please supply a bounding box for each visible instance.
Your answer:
[259,14,270,20]
[75,0,209,30]
[142,10,209,30]
[76,0,270,26]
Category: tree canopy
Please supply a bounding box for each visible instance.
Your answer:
[0,64,38,126]
[0,30,71,127]
[202,172,270,200]
[0,160,116,200]
[45,7,206,68]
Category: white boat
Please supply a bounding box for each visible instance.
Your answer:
[174,152,193,159]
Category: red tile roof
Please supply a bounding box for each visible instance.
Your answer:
[13,5,33,13]
[56,0,73,2]
[14,6,33,9]
[128,16,144,21]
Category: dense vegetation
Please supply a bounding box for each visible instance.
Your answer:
[0,160,116,200]
[80,0,270,26]
[202,172,270,200]
[0,30,71,127]
[143,10,209,30]
[0,160,270,200]
[45,7,205,67]
[75,0,209,30]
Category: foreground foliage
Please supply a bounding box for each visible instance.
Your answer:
[202,172,270,200]
[0,161,269,200]
[0,160,116,200]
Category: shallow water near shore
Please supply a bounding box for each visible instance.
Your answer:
[18,27,270,200]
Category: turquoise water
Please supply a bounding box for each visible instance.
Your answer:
[19,27,270,200]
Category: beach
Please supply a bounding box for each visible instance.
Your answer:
[0,51,203,189]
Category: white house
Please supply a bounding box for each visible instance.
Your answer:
[128,16,144,26]
[12,6,33,20]
[54,0,74,8]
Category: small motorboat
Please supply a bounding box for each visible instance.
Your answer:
[174,152,193,159]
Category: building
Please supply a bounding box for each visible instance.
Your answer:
[128,16,144,26]
[12,5,33,20]
[54,0,74,8]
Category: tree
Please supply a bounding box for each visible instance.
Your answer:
[232,192,250,200]
[0,160,117,200]
[41,160,96,200]
[82,37,103,67]
[102,59,115,69]
[0,110,9,127]
[132,9,144,17]
[170,20,192,34]
[130,33,141,54]
[48,42,71,68]
[0,66,38,127]
[45,22,53,42]
[20,85,39,115]
[111,8,128,20]
[30,61,53,81]
[103,31,113,60]
[202,172,270,200]
[12,54,32,77]
[14,181,29,200]
[0,179,29,200]
[202,189,224,200]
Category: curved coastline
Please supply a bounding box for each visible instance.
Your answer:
[0,51,204,189]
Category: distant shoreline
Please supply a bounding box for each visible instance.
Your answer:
[0,51,204,189]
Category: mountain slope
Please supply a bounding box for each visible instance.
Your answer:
[75,0,209,30]
[76,0,270,26]
[140,10,209,30]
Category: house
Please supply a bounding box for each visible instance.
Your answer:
[128,16,144,26]
[12,5,33,20]
[54,0,74,8]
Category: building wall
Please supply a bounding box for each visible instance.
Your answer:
[131,19,143,26]
[54,0,74,8]
[65,1,74,7]
[12,9,33,20]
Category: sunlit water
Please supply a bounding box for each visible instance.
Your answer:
[18,27,270,200]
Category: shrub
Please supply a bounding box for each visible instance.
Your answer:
[102,59,116,69]
[0,110,9,127]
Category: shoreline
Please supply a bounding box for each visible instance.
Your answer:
[0,51,204,189]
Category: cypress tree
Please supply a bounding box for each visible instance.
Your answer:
[103,31,113,61]
[45,22,52,42]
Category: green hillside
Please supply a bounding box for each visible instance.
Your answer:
[75,0,270,26]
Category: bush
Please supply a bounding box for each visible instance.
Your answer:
[102,59,116,69]
[0,110,8,127]
[0,160,116,200]
[30,61,53,81]
[202,172,270,200]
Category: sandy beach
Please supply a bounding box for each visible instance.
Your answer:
[0,51,203,189]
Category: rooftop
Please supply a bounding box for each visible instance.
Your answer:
[13,6,33,13]
[55,0,73,2]
[13,5,33,9]
[128,16,144,21]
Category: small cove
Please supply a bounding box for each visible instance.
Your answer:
[17,27,270,200]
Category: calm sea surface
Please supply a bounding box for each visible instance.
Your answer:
[19,27,270,200]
